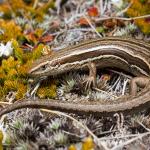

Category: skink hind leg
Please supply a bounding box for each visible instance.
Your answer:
[83,62,97,90]
[130,77,150,96]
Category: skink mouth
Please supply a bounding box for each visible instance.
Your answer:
[28,60,51,75]
[28,71,43,78]
[28,76,47,85]
[28,65,49,77]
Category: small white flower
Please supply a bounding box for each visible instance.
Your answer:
[0,29,4,35]
[111,0,123,8]
[0,12,4,17]
[0,41,13,57]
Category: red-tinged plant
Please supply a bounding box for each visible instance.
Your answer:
[87,6,99,17]
[77,17,89,26]
[39,34,53,43]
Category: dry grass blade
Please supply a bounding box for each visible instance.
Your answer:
[96,14,150,22]
[111,131,150,150]
[83,15,102,37]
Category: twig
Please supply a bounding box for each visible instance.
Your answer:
[63,130,84,139]
[28,77,47,96]
[137,120,150,132]
[120,113,124,131]
[99,133,143,141]
[99,0,104,16]
[96,14,150,22]
[108,69,132,79]
[33,0,38,9]
[111,75,121,90]
[93,87,118,98]
[25,43,34,49]
[50,28,95,37]
[114,79,122,94]
[65,13,85,24]
[116,2,133,16]
[114,113,122,131]
[98,129,118,136]
[41,109,97,138]
[0,102,12,123]
[83,15,102,38]
[55,0,61,14]
[111,131,150,150]
[103,0,108,15]
[122,78,129,95]
[30,82,41,96]
[0,102,12,105]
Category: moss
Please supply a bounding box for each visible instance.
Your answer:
[0,56,28,99]
[31,43,45,60]
[23,0,34,5]
[15,83,27,99]
[37,79,57,99]
[0,86,5,98]
[0,3,12,20]
[6,0,34,17]
[0,130,3,150]
[126,0,150,34]
[1,57,20,74]
[2,80,27,100]
[16,62,30,78]
[34,28,44,38]
[0,20,22,42]
[34,0,55,21]
[0,36,51,100]
[12,40,24,63]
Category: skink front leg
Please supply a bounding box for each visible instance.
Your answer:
[83,62,97,90]
[130,77,150,96]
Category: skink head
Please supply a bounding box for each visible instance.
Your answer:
[28,61,49,77]
[29,59,61,79]
[28,55,62,78]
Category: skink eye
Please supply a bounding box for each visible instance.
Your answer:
[41,65,46,70]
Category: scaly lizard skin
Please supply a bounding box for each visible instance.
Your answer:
[0,37,150,117]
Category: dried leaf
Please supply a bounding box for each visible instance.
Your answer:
[87,7,99,17]
[77,17,89,26]
[39,34,53,43]
[103,19,116,29]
